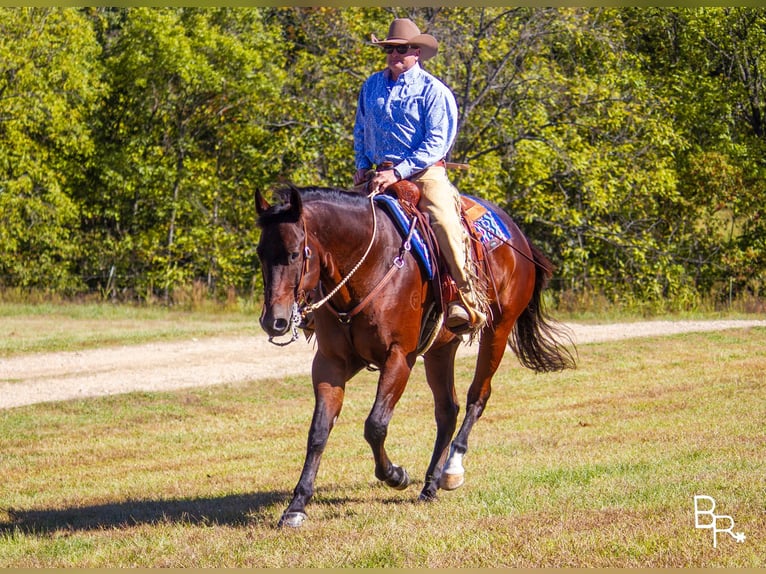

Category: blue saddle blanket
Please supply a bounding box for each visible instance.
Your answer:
[373,193,513,281]
[374,194,434,279]
[464,195,513,250]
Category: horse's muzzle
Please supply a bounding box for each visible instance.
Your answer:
[259,301,294,337]
[260,313,291,337]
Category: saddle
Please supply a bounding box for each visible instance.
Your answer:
[356,166,514,346]
[382,179,494,324]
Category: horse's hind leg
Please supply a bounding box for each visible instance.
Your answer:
[364,346,415,491]
[419,337,461,501]
[441,316,516,491]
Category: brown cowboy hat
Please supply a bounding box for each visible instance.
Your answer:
[370,18,439,61]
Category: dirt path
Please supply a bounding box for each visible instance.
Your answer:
[2,319,764,409]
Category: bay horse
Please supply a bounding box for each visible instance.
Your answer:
[255,185,575,528]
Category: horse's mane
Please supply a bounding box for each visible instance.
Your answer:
[282,185,368,206]
[258,185,367,227]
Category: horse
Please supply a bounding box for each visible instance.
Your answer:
[255,184,575,528]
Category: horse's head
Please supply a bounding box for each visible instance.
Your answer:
[255,186,310,338]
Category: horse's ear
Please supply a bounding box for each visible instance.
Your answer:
[255,189,270,215]
[288,185,302,219]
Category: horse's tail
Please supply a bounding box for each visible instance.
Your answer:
[508,241,577,373]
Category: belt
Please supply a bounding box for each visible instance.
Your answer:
[377,159,445,171]
[373,160,446,184]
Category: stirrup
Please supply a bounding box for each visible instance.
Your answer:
[446,293,486,334]
[445,302,471,329]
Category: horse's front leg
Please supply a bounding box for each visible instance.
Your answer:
[279,353,352,528]
[364,346,414,490]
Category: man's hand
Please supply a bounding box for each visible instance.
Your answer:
[369,168,399,195]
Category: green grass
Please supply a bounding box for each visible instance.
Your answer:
[1,325,764,566]
[0,302,258,356]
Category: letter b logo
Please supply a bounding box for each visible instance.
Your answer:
[694,495,717,529]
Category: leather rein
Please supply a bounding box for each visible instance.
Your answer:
[268,193,416,346]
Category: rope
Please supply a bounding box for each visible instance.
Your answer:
[304,193,378,313]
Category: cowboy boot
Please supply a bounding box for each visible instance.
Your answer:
[445,289,487,333]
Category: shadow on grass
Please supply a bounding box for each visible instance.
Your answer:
[0,490,291,534]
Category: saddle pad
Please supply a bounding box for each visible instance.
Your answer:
[463,195,513,250]
[374,193,514,279]
[374,194,435,279]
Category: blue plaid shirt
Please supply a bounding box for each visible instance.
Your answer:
[353,63,458,180]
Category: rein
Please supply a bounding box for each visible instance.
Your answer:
[481,225,553,274]
[270,193,406,346]
[303,193,379,314]
[319,214,416,325]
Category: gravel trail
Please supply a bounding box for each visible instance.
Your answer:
[2,319,764,409]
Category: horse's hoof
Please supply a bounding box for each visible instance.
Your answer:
[439,471,465,491]
[385,467,411,490]
[418,491,438,503]
[278,511,307,528]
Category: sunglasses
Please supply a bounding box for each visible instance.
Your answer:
[382,45,415,55]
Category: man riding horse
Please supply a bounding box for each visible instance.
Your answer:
[353,18,486,334]
[255,17,575,529]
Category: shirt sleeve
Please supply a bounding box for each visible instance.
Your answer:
[353,82,373,171]
[394,80,458,179]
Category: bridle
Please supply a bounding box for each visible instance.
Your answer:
[266,215,317,347]
[267,193,416,346]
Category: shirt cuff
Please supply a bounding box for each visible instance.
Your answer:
[394,161,415,180]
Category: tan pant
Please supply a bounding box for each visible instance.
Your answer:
[410,165,471,290]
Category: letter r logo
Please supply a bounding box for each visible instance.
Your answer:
[694,495,745,548]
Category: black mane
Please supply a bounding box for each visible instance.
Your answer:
[280,185,367,205]
[257,185,368,227]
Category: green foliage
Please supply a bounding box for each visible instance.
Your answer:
[0,7,764,306]
[0,8,102,292]
[435,8,690,303]
[78,7,288,300]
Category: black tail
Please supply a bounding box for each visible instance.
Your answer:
[508,241,577,373]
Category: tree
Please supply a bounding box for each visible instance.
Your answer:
[259,7,391,187]
[1,7,764,308]
[627,8,766,301]
[414,8,687,303]
[0,8,102,291]
[80,7,288,300]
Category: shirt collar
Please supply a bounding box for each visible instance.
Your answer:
[385,62,423,85]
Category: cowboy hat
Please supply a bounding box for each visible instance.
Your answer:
[370,18,438,61]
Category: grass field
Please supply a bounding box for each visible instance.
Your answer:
[1,316,764,566]
[0,302,258,356]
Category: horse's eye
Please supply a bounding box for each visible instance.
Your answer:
[290,251,300,262]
